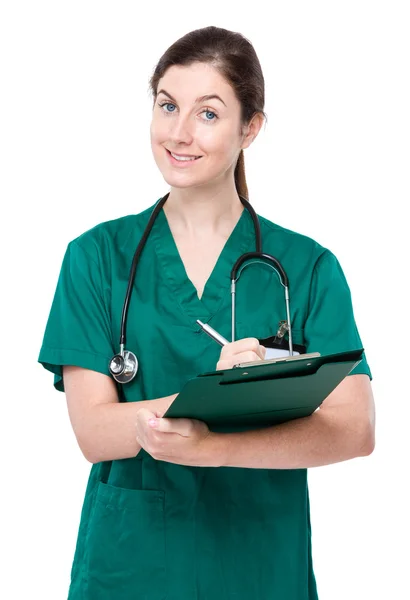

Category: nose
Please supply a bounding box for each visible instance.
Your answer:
[168,112,194,145]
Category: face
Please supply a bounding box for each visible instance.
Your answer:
[150,62,254,190]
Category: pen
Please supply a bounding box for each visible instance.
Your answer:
[196,320,229,346]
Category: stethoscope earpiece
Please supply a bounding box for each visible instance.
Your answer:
[109,350,138,384]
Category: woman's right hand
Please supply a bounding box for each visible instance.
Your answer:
[216,338,266,370]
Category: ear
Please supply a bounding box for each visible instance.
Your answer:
[241,112,265,150]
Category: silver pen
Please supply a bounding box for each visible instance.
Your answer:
[196,320,229,346]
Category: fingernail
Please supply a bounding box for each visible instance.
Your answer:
[148,418,158,427]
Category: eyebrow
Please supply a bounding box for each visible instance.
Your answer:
[157,89,227,107]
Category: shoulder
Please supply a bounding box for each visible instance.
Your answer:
[256,212,336,272]
[66,201,159,263]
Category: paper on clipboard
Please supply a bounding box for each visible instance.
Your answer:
[234,352,321,368]
[264,347,300,360]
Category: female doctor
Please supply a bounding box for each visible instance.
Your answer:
[39,25,375,600]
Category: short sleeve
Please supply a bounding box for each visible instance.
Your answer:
[38,240,114,392]
[304,250,372,380]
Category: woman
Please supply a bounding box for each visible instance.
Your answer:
[39,25,375,600]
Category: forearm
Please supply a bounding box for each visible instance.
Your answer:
[79,396,172,463]
[215,406,374,470]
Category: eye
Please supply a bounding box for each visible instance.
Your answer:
[159,102,177,114]
[158,102,218,123]
[201,109,217,122]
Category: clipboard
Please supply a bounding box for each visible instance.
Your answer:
[163,349,364,433]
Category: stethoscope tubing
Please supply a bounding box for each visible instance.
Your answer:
[111,192,293,383]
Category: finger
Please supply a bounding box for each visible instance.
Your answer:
[238,350,263,363]
[258,345,267,360]
[217,351,260,371]
[216,359,233,371]
[151,417,194,437]
[220,337,260,358]
[153,393,179,418]
[136,408,156,439]
[136,407,156,421]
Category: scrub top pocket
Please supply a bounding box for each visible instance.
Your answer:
[84,481,167,600]
[259,328,307,358]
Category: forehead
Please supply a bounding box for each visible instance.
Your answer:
[157,63,236,104]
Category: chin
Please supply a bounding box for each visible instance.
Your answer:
[159,166,209,189]
[161,175,202,190]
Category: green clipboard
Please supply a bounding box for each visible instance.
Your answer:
[163,349,364,433]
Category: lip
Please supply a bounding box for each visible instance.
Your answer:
[165,148,203,167]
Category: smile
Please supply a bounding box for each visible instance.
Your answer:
[166,149,203,166]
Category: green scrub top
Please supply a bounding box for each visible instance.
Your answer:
[39,199,372,600]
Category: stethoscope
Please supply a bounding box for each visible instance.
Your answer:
[109,192,293,383]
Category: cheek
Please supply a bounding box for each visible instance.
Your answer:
[150,124,167,163]
[150,117,171,144]
[201,125,239,156]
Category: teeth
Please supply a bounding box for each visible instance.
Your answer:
[171,152,199,161]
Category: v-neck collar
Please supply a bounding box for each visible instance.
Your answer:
[152,202,255,327]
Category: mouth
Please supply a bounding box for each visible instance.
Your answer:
[165,148,203,165]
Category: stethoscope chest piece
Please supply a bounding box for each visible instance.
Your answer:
[109,350,138,384]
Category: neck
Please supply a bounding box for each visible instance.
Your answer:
[163,184,245,239]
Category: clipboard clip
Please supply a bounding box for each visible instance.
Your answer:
[273,320,289,344]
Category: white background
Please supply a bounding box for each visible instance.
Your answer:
[1,1,409,598]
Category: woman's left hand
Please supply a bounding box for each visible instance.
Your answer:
[135,408,220,467]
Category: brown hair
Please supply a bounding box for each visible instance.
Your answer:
[148,26,267,200]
